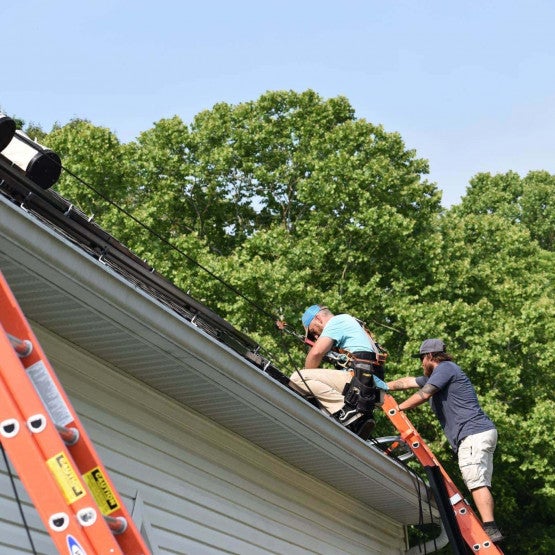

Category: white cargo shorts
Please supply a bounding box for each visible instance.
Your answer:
[458,428,498,490]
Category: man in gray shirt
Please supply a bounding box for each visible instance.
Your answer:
[387,338,503,544]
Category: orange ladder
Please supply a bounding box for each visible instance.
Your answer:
[0,270,151,554]
[381,393,504,554]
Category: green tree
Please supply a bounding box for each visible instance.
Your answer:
[460,170,555,251]
[387,208,555,554]
[40,93,555,553]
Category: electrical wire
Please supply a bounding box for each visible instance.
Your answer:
[56,160,402,346]
[58,163,282,325]
[366,434,439,553]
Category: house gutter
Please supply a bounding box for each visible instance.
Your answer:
[406,520,449,554]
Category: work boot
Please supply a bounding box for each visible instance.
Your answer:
[483,522,504,543]
[349,415,375,440]
[336,406,361,426]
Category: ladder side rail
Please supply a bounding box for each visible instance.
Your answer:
[56,395,151,554]
[424,465,470,555]
[0,271,150,555]
[381,394,504,554]
[0,327,115,555]
[21,347,150,555]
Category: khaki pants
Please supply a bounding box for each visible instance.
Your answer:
[289,368,352,414]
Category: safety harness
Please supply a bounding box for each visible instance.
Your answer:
[276,314,388,420]
[339,321,388,416]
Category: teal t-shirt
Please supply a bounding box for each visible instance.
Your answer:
[321,314,374,353]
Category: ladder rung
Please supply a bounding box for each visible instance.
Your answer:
[6,333,33,357]
[105,515,128,535]
[56,424,80,445]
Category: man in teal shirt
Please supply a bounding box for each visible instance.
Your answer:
[290,305,385,439]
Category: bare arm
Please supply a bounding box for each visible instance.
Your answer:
[386,377,420,390]
[398,383,439,411]
[305,336,334,368]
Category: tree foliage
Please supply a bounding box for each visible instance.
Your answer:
[39,90,554,553]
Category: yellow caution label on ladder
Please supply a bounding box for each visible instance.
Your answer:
[83,466,121,515]
[46,452,87,504]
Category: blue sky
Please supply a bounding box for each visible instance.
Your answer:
[2,0,554,207]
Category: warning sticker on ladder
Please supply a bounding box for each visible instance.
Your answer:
[26,360,73,427]
[83,467,121,515]
[47,452,87,504]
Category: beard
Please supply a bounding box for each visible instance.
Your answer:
[423,361,435,377]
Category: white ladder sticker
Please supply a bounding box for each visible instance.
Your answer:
[26,361,73,427]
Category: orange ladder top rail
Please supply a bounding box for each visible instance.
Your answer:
[381,393,504,554]
[0,270,151,555]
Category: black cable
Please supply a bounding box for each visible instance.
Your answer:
[0,442,38,554]
[58,163,281,324]
[57,162,401,346]
[367,434,439,554]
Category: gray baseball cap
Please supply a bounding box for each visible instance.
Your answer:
[413,338,446,358]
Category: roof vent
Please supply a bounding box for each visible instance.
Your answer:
[1,129,62,189]
[0,113,16,152]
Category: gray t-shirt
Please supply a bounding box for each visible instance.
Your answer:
[416,360,495,452]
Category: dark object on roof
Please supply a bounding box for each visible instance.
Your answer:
[1,130,62,190]
[0,113,16,152]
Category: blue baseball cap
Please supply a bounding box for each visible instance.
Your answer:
[302,304,322,328]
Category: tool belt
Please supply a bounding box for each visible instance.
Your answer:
[342,352,385,414]
[343,376,381,413]
[349,351,385,380]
